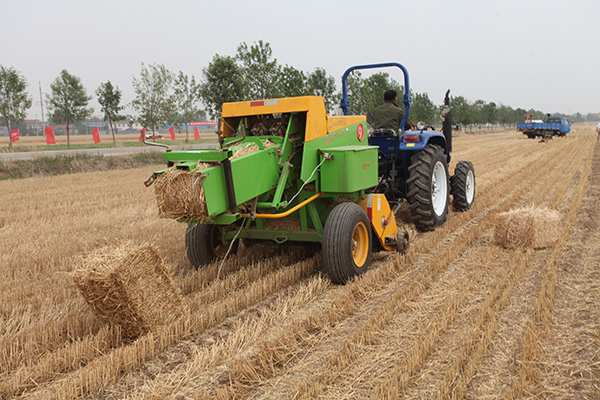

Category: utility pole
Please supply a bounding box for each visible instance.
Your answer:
[39,82,45,136]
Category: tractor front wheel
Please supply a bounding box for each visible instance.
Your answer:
[406,144,450,231]
[185,223,239,268]
[323,202,372,284]
[451,161,475,211]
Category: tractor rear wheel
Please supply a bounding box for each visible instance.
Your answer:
[323,202,372,284]
[406,144,450,231]
[451,161,475,211]
[185,223,238,268]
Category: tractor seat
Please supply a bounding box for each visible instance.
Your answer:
[372,129,398,137]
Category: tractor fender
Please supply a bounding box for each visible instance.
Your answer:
[399,131,446,152]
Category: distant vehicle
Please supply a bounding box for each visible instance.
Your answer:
[145,133,164,139]
[516,115,570,139]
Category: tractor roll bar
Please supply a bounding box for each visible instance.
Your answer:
[340,62,412,133]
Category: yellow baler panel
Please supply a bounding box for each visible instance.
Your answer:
[359,194,399,251]
[221,96,328,141]
[327,115,366,134]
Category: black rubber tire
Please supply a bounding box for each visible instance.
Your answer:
[406,144,450,232]
[526,133,536,139]
[323,202,372,284]
[185,223,238,268]
[450,161,476,211]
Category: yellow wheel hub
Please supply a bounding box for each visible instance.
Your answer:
[351,221,369,267]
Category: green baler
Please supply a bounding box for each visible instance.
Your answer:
[147,96,408,284]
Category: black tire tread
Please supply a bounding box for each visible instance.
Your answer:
[406,145,449,232]
[323,203,372,284]
[450,161,475,211]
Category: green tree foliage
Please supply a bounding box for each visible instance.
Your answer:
[200,54,244,119]
[307,68,337,113]
[345,71,403,116]
[174,72,205,142]
[96,81,124,145]
[410,91,437,124]
[277,65,308,97]
[131,63,176,136]
[47,70,92,149]
[451,96,476,126]
[0,65,32,150]
[236,40,280,100]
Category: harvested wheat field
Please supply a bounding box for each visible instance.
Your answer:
[0,124,598,399]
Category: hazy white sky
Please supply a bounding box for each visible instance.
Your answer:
[4,0,599,119]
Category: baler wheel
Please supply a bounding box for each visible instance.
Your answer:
[185,223,239,268]
[323,202,372,284]
[406,144,450,231]
[450,161,476,211]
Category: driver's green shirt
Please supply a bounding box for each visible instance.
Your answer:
[372,101,405,131]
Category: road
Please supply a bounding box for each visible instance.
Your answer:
[0,143,218,161]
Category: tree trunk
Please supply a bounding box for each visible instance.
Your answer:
[66,121,71,150]
[185,122,189,143]
[6,118,12,151]
[109,120,116,146]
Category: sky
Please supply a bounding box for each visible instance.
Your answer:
[4,0,599,120]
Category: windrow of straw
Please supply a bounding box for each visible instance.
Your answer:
[493,205,563,249]
[72,241,187,340]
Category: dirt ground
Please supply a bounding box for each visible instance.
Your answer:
[0,125,598,399]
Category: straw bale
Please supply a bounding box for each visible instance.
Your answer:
[154,167,208,219]
[493,205,563,249]
[72,241,187,339]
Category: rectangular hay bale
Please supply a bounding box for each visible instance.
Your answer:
[493,206,562,249]
[155,167,209,220]
[72,241,187,339]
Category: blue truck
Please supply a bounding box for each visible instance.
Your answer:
[516,116,571,139]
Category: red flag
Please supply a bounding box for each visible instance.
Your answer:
[45,126,56,145]
[169,126,175,140]
[194,126,200,140]
[139,127,146,142]
[10,129,19,142]
[91,127,101,144]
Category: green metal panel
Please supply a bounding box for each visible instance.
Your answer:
[300,121,368,183]
[202,146,280,216]
[319,146,378,193]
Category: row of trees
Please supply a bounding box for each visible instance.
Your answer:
[1,41,597,150]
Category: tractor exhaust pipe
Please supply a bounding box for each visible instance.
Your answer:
[442,89,452,163]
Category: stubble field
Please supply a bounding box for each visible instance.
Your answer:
[0,125,598,399]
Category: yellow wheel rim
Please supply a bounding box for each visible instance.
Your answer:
[352,221,369,267]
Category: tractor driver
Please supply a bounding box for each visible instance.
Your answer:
[372,89,413,134]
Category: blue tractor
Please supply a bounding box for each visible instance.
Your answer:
[341,63,476,231]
